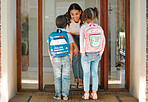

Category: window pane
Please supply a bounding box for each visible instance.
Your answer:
[108,0,125,88]
[21,0,38,89]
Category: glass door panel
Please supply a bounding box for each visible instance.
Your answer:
[108,0,125,88]
[21,0,38,89]
[42,0,100,90]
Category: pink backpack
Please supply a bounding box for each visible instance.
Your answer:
[84,23,105,53]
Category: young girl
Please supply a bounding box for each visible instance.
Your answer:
[65,3,83,88]
[80,7,105,99]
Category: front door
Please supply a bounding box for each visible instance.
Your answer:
[17,0,130,91]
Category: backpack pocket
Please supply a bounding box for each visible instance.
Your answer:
[89,34,101,48]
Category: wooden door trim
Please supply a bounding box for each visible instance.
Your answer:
[16,0,21,91]
[103,0,109,91]
[38,0,43,90]
[100,0,108,91]
[125,0,130,90]
[100,0,104,89]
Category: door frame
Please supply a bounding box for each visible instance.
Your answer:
[17,0,130,91]
[100,0,130,91]
[100,0,108,90]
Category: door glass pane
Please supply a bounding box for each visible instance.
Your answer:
[43,0,100,90]
[108,0,125,88]
[21,0,38,89]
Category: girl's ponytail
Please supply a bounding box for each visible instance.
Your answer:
[92,7,98,19]
[82,7,99,21]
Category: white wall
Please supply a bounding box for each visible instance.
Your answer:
[130,0,146,102]
[1,0,17,102]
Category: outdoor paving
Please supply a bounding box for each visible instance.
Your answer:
[9,91,138,102]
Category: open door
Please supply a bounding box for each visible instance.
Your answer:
[17,0,130,91]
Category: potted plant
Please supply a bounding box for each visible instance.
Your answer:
[21,16,29,71]
[118,23,125,64]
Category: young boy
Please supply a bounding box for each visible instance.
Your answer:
[48,15,73,100]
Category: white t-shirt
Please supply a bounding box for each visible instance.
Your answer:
[66,19,81,35]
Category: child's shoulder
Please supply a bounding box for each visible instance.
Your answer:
[81,23,88,28]
[66,32,72,38]
[66,32,71,36]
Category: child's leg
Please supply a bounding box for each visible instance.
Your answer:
[81,55,91,92]
[90,56,101,99]
[61,55,71,97]
[90,60,99,91]
[53,57,62,96]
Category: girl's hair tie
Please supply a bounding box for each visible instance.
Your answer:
[93,7,96,10]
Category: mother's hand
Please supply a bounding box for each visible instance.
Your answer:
[73,47,79,58]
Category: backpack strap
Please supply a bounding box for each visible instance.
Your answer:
[89,23,95,27]
[57,29,62,33]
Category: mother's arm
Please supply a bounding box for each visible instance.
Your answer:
[68,32,79,58]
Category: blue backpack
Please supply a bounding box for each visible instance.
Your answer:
[48,29,70,57]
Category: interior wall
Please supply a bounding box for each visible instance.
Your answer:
[1,0,17,101]
[130,0,146,101]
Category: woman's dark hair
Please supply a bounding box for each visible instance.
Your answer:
[82,7,99,22]
[56,15,67,28]
[66,3,83,26]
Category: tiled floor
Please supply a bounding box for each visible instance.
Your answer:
[6,67,138,102]
[9,91,138,102]
[10,69,138,101]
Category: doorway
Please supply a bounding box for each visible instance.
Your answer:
[42,0,101,91]
[17,0,130,91]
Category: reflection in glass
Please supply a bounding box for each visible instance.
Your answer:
[21,0,38,89]
[108,0,125,88]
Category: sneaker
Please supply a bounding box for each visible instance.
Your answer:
[53,95,61,100]
[63,96,69,100]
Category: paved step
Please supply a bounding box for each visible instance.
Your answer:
[9,91,138,102]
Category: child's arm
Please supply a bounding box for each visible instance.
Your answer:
[68,32,79,57]
[69,43,73,66]
[48,46,53,66]
[99,36,106,56]
[99,29,106,56]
